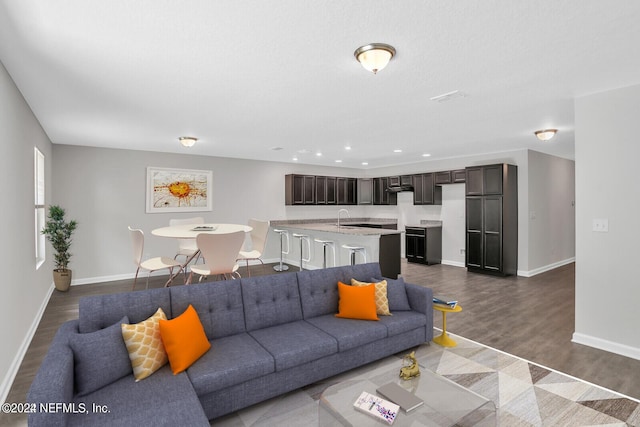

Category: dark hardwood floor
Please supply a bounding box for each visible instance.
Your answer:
[2,260,639,426]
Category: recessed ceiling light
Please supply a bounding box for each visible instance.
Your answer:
[345,145,352,151]
[316,152,322,157]
[292,157,298,161]
[393,149,402,153]
[362,162,369,166]
[335,160,342,163]
[422,153,431,157]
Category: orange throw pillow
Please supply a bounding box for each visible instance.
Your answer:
[335,281,379,321]
[159,304,211,375]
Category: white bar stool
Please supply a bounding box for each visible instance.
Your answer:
[342,244,367,266]
[314,238,336,269]
[292,233,311,271]
[272,229,290,272]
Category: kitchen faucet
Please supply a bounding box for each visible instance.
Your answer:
[337,208,350,228]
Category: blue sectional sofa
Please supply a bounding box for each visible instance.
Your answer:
[28,263,433,426]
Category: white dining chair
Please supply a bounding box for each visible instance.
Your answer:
[128,226,185,290]
[169,216,204,265]
[236,219,270,277]
[190,231,246,283]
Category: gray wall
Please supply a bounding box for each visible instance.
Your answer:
[0,61,54,402]
[527,150,576,273]
[52,144,370,281]
[574,84,640,359]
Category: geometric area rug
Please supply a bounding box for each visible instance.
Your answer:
[213,330,640,426]
[422,331,640,427]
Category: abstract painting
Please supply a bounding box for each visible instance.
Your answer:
[146,167,212,213]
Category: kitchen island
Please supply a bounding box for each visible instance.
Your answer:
[270,218,402,278]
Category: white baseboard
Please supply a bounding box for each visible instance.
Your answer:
[1,283,54,404]
[441,260,465,268]
[572,332,640,361]
[70,258,289,286]
[517,257,575,277]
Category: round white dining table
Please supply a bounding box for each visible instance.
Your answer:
[151,223,252,238]
[151,223,253,284]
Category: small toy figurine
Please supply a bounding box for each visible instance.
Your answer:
[399,351,420,380]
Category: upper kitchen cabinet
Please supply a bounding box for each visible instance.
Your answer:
[465,164,505,195]
[357,178,373,205]
[413,173,442,205]
[316,176,337,205]
[337,177,357,205]
[373,177,397,205]
[434,171,451,185]
[452,169,466,183]
[285,174,315,205]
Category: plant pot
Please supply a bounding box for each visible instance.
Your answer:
[53,269,72,292]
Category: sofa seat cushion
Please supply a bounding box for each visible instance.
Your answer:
[249,320,337,371]
[378,311,427,336]
[306,315,388,352]
[69,365,208,427]
[186,332,275,396]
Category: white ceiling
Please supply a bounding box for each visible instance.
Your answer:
[2,1,640,169]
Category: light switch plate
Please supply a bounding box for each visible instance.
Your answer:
[592,219,609,232]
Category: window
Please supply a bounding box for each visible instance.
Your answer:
[35,148,45,268]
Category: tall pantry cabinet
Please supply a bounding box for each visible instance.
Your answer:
[465,164,518,276]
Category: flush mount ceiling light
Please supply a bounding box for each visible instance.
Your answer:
[179,136,197,147]
[534,129,558,141]
[354,43,396,74]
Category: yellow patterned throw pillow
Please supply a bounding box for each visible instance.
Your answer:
[121,307,169,381]
[351,278,392,316]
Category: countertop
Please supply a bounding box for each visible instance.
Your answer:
[405,221,443,229]
[270,218,401,236]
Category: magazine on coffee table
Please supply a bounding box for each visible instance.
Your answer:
[353,391,399,424]
[377,382,424,413]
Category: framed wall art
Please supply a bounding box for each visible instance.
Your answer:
[146,167,212,213]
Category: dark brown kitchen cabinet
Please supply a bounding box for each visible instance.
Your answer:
[465,164,504,195]
[315,176,327,204]
[452,169,466,183]
[465,164,517,276]
[337,177,357,205]
[357,178,373,205]
[285,174,315,205]
[405,226,442,265]
[316,176,337,205]
[434,171,451,185]
[413,173,442,205]
[373,177,397,205]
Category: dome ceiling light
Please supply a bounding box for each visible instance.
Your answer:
[534,129,558,141]
[354,43,396,74]
[179,136,198,147]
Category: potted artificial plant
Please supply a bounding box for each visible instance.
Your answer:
[42,205,78,292]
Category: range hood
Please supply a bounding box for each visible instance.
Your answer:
[387,175,414,192]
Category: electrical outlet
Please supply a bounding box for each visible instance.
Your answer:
[460,249,465,255]
[592,219,609,232]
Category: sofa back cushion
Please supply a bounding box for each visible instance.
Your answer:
[241,273,303,331]
[78,288,171,333]
[297,263,382,318]
[170,279,245,339]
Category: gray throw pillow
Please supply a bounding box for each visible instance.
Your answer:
[69,316,131,396]
[373,277,411,311]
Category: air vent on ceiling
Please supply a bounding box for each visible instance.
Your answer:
[430,90,467,103]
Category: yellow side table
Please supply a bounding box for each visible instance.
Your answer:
[432,304,462,347]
